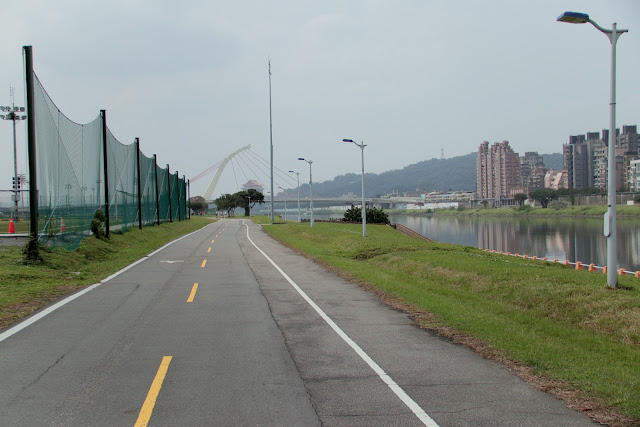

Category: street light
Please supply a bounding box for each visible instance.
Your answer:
[278,186,287,221]
[343,139,367,237]
[558,11,628,288]
[288,170,301,222]
[1,96,27,217]
[298,158,314,227]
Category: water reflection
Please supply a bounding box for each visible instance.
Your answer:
[389,214,640,272]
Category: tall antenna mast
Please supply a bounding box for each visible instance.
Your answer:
[269,59,274,222]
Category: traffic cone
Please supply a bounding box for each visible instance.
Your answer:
[8,218,15,234]
[60,217,66,232]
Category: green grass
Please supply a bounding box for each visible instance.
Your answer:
[0,216,214,330]
[259,220,640,422]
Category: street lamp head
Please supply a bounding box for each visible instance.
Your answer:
[297,157,305,161]
[557,11,589,24]
[342,139,354,143]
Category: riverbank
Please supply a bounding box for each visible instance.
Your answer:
[254,215,639,425]
[388,204,640,218]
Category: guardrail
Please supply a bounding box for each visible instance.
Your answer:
[479,248,640,278]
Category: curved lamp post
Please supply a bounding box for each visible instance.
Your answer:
[298,158,313,227]
[557,11,628,288]
[343,139,367,237]
[289,170,301,222]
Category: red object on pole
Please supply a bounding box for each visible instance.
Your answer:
[8,218,15,233]
[60,217,66,232]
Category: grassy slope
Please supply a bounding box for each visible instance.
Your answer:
[255,217,640,423]
[0,217,213,330]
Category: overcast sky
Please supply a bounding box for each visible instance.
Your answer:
[1,0,639,198]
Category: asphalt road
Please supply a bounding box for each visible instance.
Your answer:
[0,219,596,426]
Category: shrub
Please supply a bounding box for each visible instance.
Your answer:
[91,209,107,239]
[343,205,390,224]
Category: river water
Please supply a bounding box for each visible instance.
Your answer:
[388,214,640,273]
[275,209,640,272]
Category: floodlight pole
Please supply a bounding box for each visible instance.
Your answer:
[557,12,628,287]
[289,170,301,222]
[0,96,26,217]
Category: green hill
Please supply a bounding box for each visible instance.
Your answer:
[307,152,562,197]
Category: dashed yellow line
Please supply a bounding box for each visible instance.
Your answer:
[135,356,173,427]
[207,247,211,253]
[187,283,198,302]
[201,260,207,268]
[211,239,215,244]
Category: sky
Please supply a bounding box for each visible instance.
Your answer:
[1,0,639,198]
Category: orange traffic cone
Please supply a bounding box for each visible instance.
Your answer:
[8,218,15,234]
[60,217,66,232]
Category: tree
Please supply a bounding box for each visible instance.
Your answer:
[238,189,265,216]
[189,196,208,214]
[513,193,527,206]
[213,193,240,217]
[529,188,557,208]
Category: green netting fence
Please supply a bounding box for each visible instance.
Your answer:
[31,72,189,250]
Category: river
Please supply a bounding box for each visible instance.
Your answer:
[275,209,640,272]
[388,214,640,273]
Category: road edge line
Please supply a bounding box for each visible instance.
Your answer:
[243,221,439,427]
[0,223,214,343]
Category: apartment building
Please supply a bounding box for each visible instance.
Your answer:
[562,125,638,190]
[477,141,522,199]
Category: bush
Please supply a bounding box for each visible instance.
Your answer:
[91,209,106,239]
[343,205,390,224]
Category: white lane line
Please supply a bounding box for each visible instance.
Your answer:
[0,223,214,343]
[243,221,439,427]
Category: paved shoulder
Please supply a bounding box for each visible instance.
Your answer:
[238,220,595,426]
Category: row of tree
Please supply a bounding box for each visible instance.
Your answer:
[212,189,265,217]
[517,187,606,208]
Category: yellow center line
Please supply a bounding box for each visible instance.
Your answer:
[201,260,207,268]
[207,247,211,253]
[135,356,173,427]
[187,283,198,302]
[211,239,215,243]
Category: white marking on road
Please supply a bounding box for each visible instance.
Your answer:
[243,221,439,427]
[0,224,213,343]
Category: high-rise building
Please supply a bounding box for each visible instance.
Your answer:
[628,159,640,192]
[476,140,522,199]
[520,152,546,190]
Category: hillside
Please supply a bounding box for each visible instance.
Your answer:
[306,152,563,198]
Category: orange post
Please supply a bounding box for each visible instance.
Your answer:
[618,268,625,276]
[575,261,583,270]
[564,260,570,265]
[588,264,597,272]
[603,266,607,275]
[60,217,66,232]
[635,271,640,278]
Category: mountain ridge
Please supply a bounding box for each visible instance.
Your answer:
[306,152,563,198]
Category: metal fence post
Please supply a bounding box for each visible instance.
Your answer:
[135,138,142,230]
[100,110,110,238]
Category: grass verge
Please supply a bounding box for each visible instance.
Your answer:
[0,216,213,330]
[258,218,640,426]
